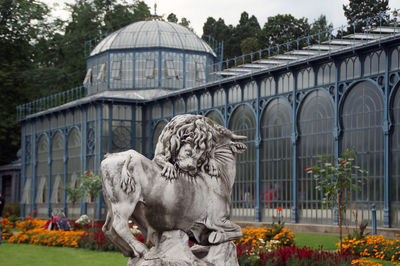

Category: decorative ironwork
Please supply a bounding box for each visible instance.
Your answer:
[112,126,131,150]
[25,136,31,162]
[87,127,95,154]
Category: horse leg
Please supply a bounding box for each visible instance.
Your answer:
[102,199,135,257]
[110,198,149,258]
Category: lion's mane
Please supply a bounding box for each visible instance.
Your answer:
[153,115,217,174]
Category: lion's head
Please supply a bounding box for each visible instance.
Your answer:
[153,114,247,180]
[154,115,215,177]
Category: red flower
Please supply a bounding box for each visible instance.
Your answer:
[86,171,92,177]
[304,168,312,171]
[32,210,37,214]
[6,212,10,217]
[2,219,7,225]
[276,207,283,212]
[340,160,347,165]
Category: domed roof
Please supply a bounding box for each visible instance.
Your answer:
[90,20,216,57]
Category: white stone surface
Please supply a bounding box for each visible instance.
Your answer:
[100,114,247,265]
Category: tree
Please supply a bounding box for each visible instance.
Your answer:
[179,17,193,31]
[231,12,261,57]
[305,149,367,252]
[240,37,260,55]
[343,0,390,32]
[0,0,51,165]
[259,14,311,51]
[310,15,334,43]
[167,13,178,23]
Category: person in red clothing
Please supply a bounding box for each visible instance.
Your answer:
[265,182,280,207]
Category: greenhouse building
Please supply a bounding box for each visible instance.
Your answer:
[16,17,400,228]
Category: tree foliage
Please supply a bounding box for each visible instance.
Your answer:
[259,14,311,49]
[0,0,50,165]
[0,0,151,165]
[343,0,390,32]
[305,149,368,252]
[202,12,332,59]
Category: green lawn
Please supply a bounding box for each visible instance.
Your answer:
[294,232,339,250]
[0,243,128,266]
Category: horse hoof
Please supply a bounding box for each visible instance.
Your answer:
[208,232,222,243]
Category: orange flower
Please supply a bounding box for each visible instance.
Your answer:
[276,207,282,212]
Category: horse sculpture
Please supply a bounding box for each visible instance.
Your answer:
[100,115,247,264]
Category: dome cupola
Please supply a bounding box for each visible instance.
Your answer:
[84,20,217,95]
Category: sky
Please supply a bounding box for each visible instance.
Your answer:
[42,0,400,36]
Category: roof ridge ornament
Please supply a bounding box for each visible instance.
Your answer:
[147,1,163,21]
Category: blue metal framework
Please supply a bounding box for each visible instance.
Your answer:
[17,16,400,227]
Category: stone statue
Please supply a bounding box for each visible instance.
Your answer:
[101,114,247,265]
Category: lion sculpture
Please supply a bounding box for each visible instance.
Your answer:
[101,114,247,262]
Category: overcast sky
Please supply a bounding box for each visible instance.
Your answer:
[42,0,400,35]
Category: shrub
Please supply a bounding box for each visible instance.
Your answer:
[3,202,20,216]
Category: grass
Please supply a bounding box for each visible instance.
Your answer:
[294,233,339,250]
[0,243,128,266]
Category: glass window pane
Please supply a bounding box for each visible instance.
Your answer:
[229,105,256,220]
[260,98,292,221]
[298,90,334,224]
[341,81,384,226]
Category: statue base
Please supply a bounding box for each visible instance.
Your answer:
[128,230,238,266]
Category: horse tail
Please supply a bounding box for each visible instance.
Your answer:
[120,154,136,194]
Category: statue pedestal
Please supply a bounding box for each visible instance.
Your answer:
[128,230,238,266]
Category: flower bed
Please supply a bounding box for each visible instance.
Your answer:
[3,215,145,251]
[7,217,84,248]
[238,245,356,266]
[342,234,400,263]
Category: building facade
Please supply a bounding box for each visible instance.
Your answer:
[17,18,400,228]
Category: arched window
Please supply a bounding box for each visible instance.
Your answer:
[364,50,385,76]
[317,62,335,86]
[260,98,292,221]
[205,110,224,126]
[391,46,400,71]
[297,67,315,90]
[174,98,185,115]
[36,134,48,205]
[228,85,241,104]
[229,105,256,219]
[243,81,257,101]
[340,56,361,81]
[391,87,400,227]
[298,90,334,224]
[200,92,212,110]
[51,131,64,205]
[261,77,276,97]
[186,95,197,113]
[67,128,81,190]
[278,72,293,94]
[341,81,384,225]
[214,88,225,107]
[152,120,167,152]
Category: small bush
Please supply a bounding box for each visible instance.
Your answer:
[3,202,20,216]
